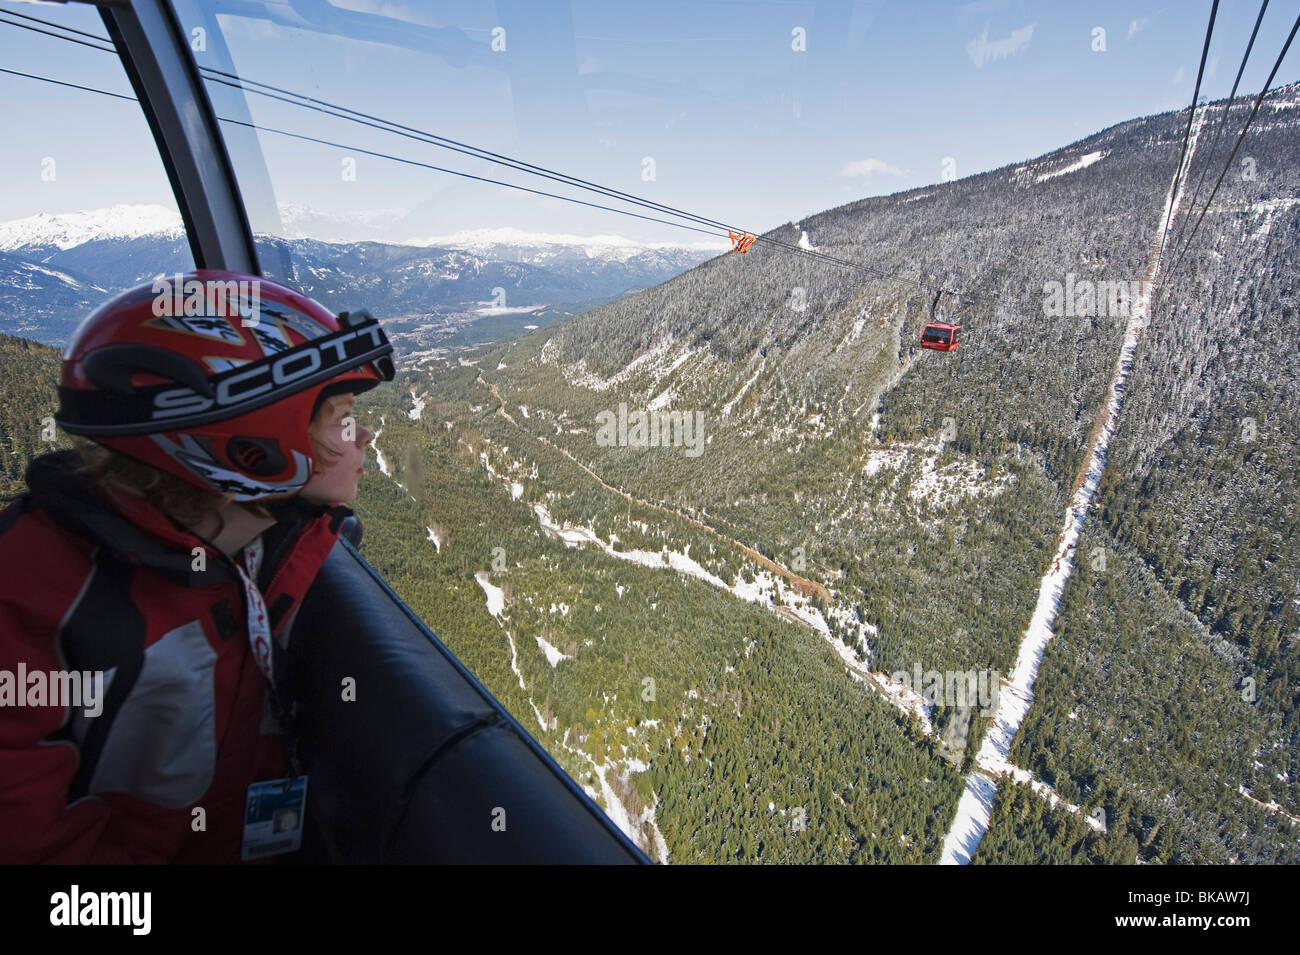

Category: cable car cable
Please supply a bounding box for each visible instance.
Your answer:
[0,42,735,248]
[0,64,723,239]
[202,117,738,240]
[1176,0,1269,255]
[198,69,966,291]
[1159,0,1219,260]
[1,9,743,251]
[0,65,134,102]
[1,10,975,295]
[201,71,742,237]
[194,67,953,284]
[0,7,113,44]
[0,12,114,53]
[0,6,919,286]
[1,12,979,298]
[1162,11,1300,292]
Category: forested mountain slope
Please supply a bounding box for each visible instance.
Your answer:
[381,87,1300,863]
[428,101,1180,686]
[0,335,70,499]
[979,88,1300,863]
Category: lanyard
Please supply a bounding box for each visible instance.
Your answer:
[232,533,303,777]
[233,533,273,685]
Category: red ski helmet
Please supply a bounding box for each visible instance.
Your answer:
[55,269,395,502]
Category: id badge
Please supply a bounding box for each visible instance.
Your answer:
[242,776,308,861]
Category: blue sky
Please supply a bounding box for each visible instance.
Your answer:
[1,0,1296,245]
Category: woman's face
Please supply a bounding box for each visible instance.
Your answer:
[299,394,375,505]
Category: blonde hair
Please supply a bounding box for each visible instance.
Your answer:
[71,436,257,527]
[308,392,354,472]
[72,391,355,527]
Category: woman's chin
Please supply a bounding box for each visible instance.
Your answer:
[299,467,363,506]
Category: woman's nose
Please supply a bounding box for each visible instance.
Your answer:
[357,424,375,446]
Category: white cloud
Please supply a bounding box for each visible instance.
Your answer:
[1127,18,1148,41]
[840,158,904,178]
[966,22,1034,69]
[1173,65,1186,85]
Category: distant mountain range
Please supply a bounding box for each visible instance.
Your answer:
[0,204,725,350]
[0,204,186,252]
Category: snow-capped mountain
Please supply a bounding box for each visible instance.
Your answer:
[403,226,728,265]
[0,204,722,347]
[273,201,409,244]
[0,204,185,253]
[0,202,726,263]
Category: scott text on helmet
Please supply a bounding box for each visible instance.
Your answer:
[150,322,388,421]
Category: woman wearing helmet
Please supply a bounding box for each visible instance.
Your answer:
[0,270,394,863]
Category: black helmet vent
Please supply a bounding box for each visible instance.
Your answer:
[82,344,216,398]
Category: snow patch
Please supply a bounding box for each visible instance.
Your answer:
[722,355,765,419]
[535,635,571,667]
[408,391,428,420]
[532,503,835,636]
[475,304,545,316]
[504,632,526,689]
[371,416,390,476]
[1034,150,1107,183]
[861,437,1006,506]
[475,571,506,619]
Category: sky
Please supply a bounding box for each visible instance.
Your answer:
[0,0,1296,247]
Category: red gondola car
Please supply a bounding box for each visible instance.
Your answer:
[920,322,960,352]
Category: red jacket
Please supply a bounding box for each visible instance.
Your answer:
[0,450,350,863]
